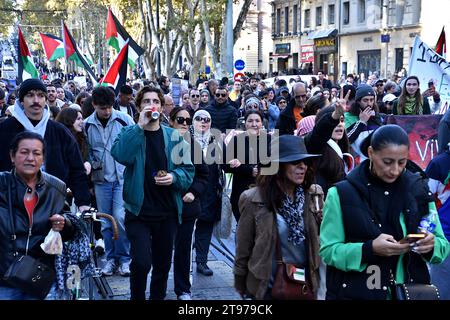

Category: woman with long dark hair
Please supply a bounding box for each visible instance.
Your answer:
[393,76,430,115]
[235,135,324,300]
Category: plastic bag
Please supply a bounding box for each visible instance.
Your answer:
[40,229,63,255]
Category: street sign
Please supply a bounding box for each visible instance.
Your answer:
[234,59,245,71]
[234,72,245,82]
[205,65,211,74]
[381,34,390,43]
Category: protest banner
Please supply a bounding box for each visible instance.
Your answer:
[408,36,450,114]
[384,115,443,170]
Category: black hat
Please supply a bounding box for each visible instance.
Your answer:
[19,79,47,102]
[276,135,320,163]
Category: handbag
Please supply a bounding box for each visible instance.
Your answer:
[271,234,314,300]
[394,283,440,300]
[213,173,233,239]
[2,176,55,300]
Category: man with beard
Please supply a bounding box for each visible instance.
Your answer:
[0,78,91,212]
[46,84,65,109]
[205,85,238,133]
[276,82,308,135]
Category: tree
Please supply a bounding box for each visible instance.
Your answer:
[0,0,19,38]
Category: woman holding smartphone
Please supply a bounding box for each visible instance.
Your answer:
[320,125,449,300]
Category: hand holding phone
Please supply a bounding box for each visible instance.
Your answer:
[399,233,426,244]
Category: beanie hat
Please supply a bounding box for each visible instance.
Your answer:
[245,97,262,110]
[19,78,47,102]
[200,89,209,96]
[279,86,289,94]
[274,96,287,106]
[355,84,375,102]
[297,115,316,136]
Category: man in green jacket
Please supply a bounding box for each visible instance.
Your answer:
[111,86,194,300]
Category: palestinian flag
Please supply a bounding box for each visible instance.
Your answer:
[100,41,129,95]
[39,33,64,61]
[105,8,144,68]
[435,27,446,59]
[62,21,97,82]
[17,26,39,83]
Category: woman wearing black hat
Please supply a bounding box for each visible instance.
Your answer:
[234,135,324,300]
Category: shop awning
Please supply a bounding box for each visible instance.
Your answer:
[272,55,290,59]
[307,28,338,40]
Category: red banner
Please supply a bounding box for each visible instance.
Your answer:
[384,115,443,170]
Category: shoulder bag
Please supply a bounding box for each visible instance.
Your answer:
[3,174,55,300]
[271,234,315,300]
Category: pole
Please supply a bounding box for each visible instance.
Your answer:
[226,0,233,76]
[156,0,161,77]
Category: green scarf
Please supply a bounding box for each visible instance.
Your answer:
[403,96,422,115]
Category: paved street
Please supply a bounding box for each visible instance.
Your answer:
[103,226,240,300]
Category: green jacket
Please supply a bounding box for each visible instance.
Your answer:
[320,187,449,286]
[111,124,194,224]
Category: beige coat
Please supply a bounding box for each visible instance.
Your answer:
[234,184,324,300]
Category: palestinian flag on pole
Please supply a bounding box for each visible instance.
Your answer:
[17,26,39,83]
[100,40,129,95]
[39,33,64,61]
[62,21,97,83]
[106,8,144,68]
[435,27,446,59]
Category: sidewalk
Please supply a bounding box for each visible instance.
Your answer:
[104,231,241,300]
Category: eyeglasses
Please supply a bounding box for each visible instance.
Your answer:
[247,104,260,110]
[294,94,307,99]
[176,117,192,125]
[191,94,200,98]
[278,100,287,104]
[194,116,211,123]
[215,93,227,98]
[376,83,384,87]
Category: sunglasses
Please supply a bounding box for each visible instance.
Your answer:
[176,117,192,125]
[376,83,384,87]
[194,116,211,123]
[215,93,227,98]
[191,94,200,98]
[288,159,306,166]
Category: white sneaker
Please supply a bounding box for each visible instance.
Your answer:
[118,261,131,277]
[95,239,105,255]
[177,292,192,300]
[102,259,117,276]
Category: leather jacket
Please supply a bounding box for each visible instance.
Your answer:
[0,171,74,286]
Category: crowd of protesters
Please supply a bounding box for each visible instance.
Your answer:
[0,67,449,301]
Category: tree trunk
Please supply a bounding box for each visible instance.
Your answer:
[200,0,222,78]
[233,0,253,45]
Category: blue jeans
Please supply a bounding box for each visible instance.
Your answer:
[430,254,450,300]
[0,283,58,300]
[94,181,130,264]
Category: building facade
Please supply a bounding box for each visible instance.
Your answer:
[270,0,447,81]
[233,0,273,75]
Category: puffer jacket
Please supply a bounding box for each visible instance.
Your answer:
[0,171,75,286]
[234,184,324,300]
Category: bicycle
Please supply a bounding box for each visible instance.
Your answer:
[65,208,119,300]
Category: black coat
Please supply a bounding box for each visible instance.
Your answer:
[0,117,91,207]
[275,99,298,135]
[0,172,75,285]
[225,132,272,220]
[326,161,434,300]
[205,100,238,133]
[182,140,209,221]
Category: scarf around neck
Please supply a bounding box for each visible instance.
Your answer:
[11,100,50,138]
[404,95,422,115]
[278,186,306,245]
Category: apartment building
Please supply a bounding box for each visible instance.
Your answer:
[270,0,448,80]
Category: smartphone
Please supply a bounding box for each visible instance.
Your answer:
[399,233,426,244]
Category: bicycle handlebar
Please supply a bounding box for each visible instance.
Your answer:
[96,212,119,241]
[78,209,119,241]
